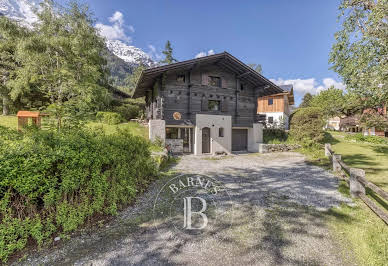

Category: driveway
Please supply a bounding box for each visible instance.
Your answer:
[19,152,352,266]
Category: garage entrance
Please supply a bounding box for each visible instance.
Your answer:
[232,129,247,151]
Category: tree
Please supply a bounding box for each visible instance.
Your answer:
[309,87,346,118]
[0,17,30,115]
[124,64,146,95]
[9,0,109,129]
[299,93,313,108]
[330,0,388,107]
[160,40,177,65]
[247,63,262,74]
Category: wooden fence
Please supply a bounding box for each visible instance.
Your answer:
[325,143,388,225]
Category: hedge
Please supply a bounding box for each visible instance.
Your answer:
[0,126,157,262]
[96,111,123,125]
[289,107,325,146]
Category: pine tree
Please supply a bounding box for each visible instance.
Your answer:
[160,40,177,65]
[124,64,146,95]
[299,93,313,108]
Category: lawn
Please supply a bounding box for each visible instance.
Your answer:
[0,115,17,130]
[329,131,388,191]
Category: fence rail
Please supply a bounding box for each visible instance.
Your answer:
[325,143,388,225]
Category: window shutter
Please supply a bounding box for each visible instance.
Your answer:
[221,99,228,112]
[201,97,208,111]
[201,73,208,85]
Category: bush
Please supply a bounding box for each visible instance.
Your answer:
[263,128,288,144]
[344,133,388,144]
[290,107,325,146]
[96,111,123,125]
[114,104,142,121]
[0,128,157,262]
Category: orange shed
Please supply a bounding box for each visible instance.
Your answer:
[17,111,43,131]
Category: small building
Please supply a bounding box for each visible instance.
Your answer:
[133,52,287,155]
[256,84,294,129]
[16,111,43,131]
[326,117,341,131]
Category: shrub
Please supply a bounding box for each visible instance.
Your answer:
[263,128,288,144]
[290,107,325,146]
[0,128,157,262]
[96,112,123,125]
[344,133,388,144]
[114,104,141,121]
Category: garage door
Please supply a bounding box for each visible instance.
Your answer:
[232,129,248,151]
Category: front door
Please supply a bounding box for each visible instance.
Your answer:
[202,127,211,154]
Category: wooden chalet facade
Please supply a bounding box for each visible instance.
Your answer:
[133,52,288,154]
[257,84,294,129]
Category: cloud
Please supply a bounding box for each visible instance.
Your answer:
[147,44,163,60]
[95,11,134,43]
[270,78,345,95]
[195,49,216,58]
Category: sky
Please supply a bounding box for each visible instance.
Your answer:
[57,0,345,105]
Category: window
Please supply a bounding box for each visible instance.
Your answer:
[166,128,179,139]
[268,98,273,105]
[268,117,274,124]
[240,84,244,91]
[176,74,185,83]
[208,100,221,111]
[208,76,221,87]
[219,127,224,137]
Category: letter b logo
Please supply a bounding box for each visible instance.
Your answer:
[183,197,208,230]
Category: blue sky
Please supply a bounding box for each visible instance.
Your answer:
[62,0,345,105]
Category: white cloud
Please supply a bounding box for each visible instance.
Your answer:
[95,11,134,43]
[195,49,216,58]
[147,44,163,60]
[270,78,345,95]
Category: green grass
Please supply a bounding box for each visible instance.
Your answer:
[0,116,162,152]
[295,131,388,265]
[326,181,388,266]
[87,121,148,139]
[0,115,17,130]
[329,131,388,191]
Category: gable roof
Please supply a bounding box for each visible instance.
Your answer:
[133,52,285,98]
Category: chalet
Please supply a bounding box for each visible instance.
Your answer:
[133,52,290,155]
[257,84,294,129]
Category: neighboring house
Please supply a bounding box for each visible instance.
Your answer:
[326,117,341,131]
[362,105,387,137]
[339,116,362,133]
[133,52,287,155]
[257,84,294,129]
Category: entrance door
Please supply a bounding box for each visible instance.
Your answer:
[202,127,211,154]
[232,129,248,151]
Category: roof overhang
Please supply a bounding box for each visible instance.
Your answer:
[133,52,284,98]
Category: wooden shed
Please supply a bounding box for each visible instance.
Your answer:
[17,111,43,131]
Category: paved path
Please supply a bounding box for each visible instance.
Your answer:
[19,152,352,266]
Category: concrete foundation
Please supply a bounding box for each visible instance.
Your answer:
[149,120,166,143]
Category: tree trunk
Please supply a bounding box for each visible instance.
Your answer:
[2,95,9,116]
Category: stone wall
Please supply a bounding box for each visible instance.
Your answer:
[258,144,301,153]
[166,139,184,153]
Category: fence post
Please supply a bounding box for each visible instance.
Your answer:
[325,143,331,157]
[349,168,366,198]
[332,154,342,171]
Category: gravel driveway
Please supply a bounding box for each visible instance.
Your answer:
[18,152,352,266]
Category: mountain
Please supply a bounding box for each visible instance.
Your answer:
[106,40,155,68]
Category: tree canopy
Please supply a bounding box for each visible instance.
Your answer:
[299,93,313,108]
[160,40,177,65]
[1,0,109,128]
[330,0,388,107]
